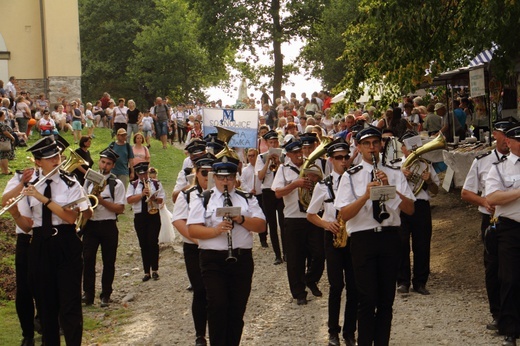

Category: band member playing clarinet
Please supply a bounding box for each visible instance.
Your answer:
[335,127,415,346]
[6,136,90,346]
[82,148,126,307]
[187,154,266,346]
[307,138,358,346]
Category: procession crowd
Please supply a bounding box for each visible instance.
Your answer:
[1,76,519,346]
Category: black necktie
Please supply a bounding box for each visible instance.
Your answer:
[42,180,52,228]
[371,171,385,223]
[141,181,148,214]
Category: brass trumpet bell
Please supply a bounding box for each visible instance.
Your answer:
[215,126,240,161]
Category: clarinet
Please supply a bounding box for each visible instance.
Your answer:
[371,153,390,221]
[223,185,237,263]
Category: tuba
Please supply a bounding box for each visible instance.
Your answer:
[298,136,333,210]
[215,126,240,161]
[402,133,446,195]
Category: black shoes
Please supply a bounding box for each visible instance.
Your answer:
[487,318,499,331]
[20,338,34,346]
[413,285,430,295]
[503,336,517,346]
[307,283,323,297]
[187,284,194,291]
[100,296,110,308]
[82,294,94,306]
[328,333,340,346]
[142,274,151,282]
[344,335,357,346]
[195,336,207,346]
[397,284,409,294]
[260,241,269,248]
[152,272,160,280]
[297,297,307,305]
[274,257,283,265]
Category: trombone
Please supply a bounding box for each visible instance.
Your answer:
[0,149,89,216]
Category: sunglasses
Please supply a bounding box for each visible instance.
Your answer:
[200,169,210,177]
[332,155,349,161]
[215,174,236,181]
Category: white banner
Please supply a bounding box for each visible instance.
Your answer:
[469,68,486,97]
[203,108,258,148]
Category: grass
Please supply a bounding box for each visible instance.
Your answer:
[0,126,185,342]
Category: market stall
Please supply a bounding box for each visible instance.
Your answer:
[442,142,492,188]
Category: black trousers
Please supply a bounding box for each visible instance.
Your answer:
[134,213,161,274]
[177,124,186,143]
[397,200,432,288]
[184,243,207,338]
[324,231,358,338]
[262,188,285,259]
[284,218,325,299]
[350,228,401,346]
[16,233,35,340]
[496,217,520,336]
[200,249,253,346]
[481,213,500,319]
[255,194,268,244]
[82,220,119,301]
[30,225,83,346]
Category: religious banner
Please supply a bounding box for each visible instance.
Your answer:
[203,108,258,148]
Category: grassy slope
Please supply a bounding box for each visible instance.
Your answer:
[0,127,184,344]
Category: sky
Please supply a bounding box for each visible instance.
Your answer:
[206,39,324,107]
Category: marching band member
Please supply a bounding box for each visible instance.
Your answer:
[7,136,90,346]
[462,121,511,331]
[240,148,265,246]
[485,125,520,346]
[2,168,38,346]
[127,162,165,281]
[306,138,358,346]
[395,131,440,295]
[272,138,326,305]
[255,129,285,264]
[172,139,207,202]
[82,148,126,307]
[172,153,216,346]
[335,127,415,346]
[187,155,266,346]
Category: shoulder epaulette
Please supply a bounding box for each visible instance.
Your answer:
[319,175,333,185]
[185,185,198,195]
[390,158,402,164]
[347,165,363,175]
[59,172,76,187]
[385,165,401,170]
[235,190,252,199]
[59,168,74,177]
[476,151,493,160]
[15,169,24,175]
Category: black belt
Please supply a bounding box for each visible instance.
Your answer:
[201,248,252,256]
[352,226,400,235]
[498,216,520,226]
[88,219,117,223]
[32,224,76,239]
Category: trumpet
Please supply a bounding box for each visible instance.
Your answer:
[143,178,159,214]
[0,149,89,216]
[223,185,237,263]
[371,153,390,221]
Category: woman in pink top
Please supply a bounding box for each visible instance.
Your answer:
[132,132,150,167]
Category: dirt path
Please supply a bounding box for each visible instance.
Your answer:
[83,188,502,346]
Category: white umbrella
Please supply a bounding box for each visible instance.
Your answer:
[331,91,346,103]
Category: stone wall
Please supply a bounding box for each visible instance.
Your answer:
[15,76,82,107]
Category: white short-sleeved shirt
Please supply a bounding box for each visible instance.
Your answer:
[186,187,265,250]
[240,163,261,196]
[334,160,415,235]
[271,161,307,218]
[463,149,505,214]
[18,170,89,228]
[3,170,40,234]
[173,156,194,193]
[255,152,276,190]
[171,186,201,244]
[113,106,128,123]
[485,153,520,222]
[84,175,125,221]
[307,171,342,223]
[126,179,166,214]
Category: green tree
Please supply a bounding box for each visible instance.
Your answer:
[127,0,230,105]
[189,0,327,100]
[78,0,156,103]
